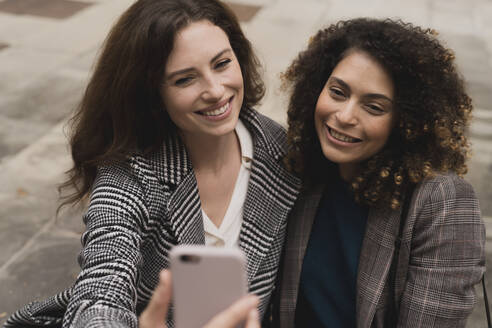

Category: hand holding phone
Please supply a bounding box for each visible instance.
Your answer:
[139,270,260,328]
[170,245,249,328]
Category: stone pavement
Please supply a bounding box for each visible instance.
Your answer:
[0,0,491,326]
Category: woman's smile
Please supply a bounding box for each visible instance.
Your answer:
[325,125,362,144]
[196,96,233,120]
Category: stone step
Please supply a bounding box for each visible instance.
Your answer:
[470,108,492,139]
[470,121,492,139]
[474,108,492,122]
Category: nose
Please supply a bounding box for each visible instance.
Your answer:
[335,100,358,125]
[201,74,225,102]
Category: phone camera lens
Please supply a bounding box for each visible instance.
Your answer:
[180,255,201,263]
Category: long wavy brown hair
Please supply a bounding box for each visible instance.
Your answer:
[284,18,472,209]
[59,0,265,209]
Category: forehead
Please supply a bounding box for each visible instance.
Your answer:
[165,20,231,71]
[331,50,394,96]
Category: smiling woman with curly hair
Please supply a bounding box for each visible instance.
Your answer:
[272,18,486,328]
[284,18,472,209]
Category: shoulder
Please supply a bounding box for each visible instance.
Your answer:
[91,154,157,208]
[254,110,287,145]
[95,159,139,190]
[254,110,287,135]
[409,172,482,231]
[95,155,150,189]
[413,172,478,205]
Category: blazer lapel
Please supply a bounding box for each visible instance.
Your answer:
[151,133,205,245]
[278,184,324,328]
[239,147,300,283]
[356,204,402,328]
[237,108,301,285]
[167,173,205,245]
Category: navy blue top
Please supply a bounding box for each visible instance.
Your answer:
[295,177,368,328]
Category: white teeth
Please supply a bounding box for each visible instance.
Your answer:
[329,128,359,143]
[201,103,229,116]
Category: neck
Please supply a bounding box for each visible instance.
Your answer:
[181,131,241,174]
[338,163,359,182]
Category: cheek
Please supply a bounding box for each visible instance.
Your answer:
[314,89,334,117]
[162,87,196,114]
[315,92,326,114]
[368,117,394,145]
[161,96,189,128]
[314,103,328,141]
[230,64,244,90]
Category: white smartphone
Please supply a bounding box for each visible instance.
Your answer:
[169,245,248,328]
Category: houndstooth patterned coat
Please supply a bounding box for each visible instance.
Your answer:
[4,107,301,328]
[274,173,485,328]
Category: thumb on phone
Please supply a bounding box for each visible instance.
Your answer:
[203,294,260,328]
[139,270,172,328]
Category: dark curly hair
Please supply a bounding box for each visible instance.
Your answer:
[284,18,472,209]
[59,0,265,209]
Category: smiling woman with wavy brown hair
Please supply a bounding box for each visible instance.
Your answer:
[5,0,300,327]
[273,18,485,328]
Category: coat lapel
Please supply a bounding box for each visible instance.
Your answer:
[278,183,324,328]
[151,132,205,245]
[356,204,402,328]
[167,173,205,245]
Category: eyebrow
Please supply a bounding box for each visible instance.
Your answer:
[328,76,393,103]
[165,48,233,80]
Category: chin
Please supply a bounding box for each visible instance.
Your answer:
[209,123,237,137]
[321,151,355,166]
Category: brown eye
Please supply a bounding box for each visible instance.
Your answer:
[329,87,346,99]
[364,104,385,114]
[174,76,194,86]
[215,58,232,69]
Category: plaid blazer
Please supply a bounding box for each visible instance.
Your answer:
[5,107,301,328]
[275,173,485,328]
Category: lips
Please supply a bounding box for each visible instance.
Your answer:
[200,102,229,116]
[328,127,361,143]
[196,97,232,116]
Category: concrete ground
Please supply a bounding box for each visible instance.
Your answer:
[0,0,491,326]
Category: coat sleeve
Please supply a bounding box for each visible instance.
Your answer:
[62,162,149,328]
[398,174,486,327]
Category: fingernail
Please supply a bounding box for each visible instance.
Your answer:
[159,270,170,283]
